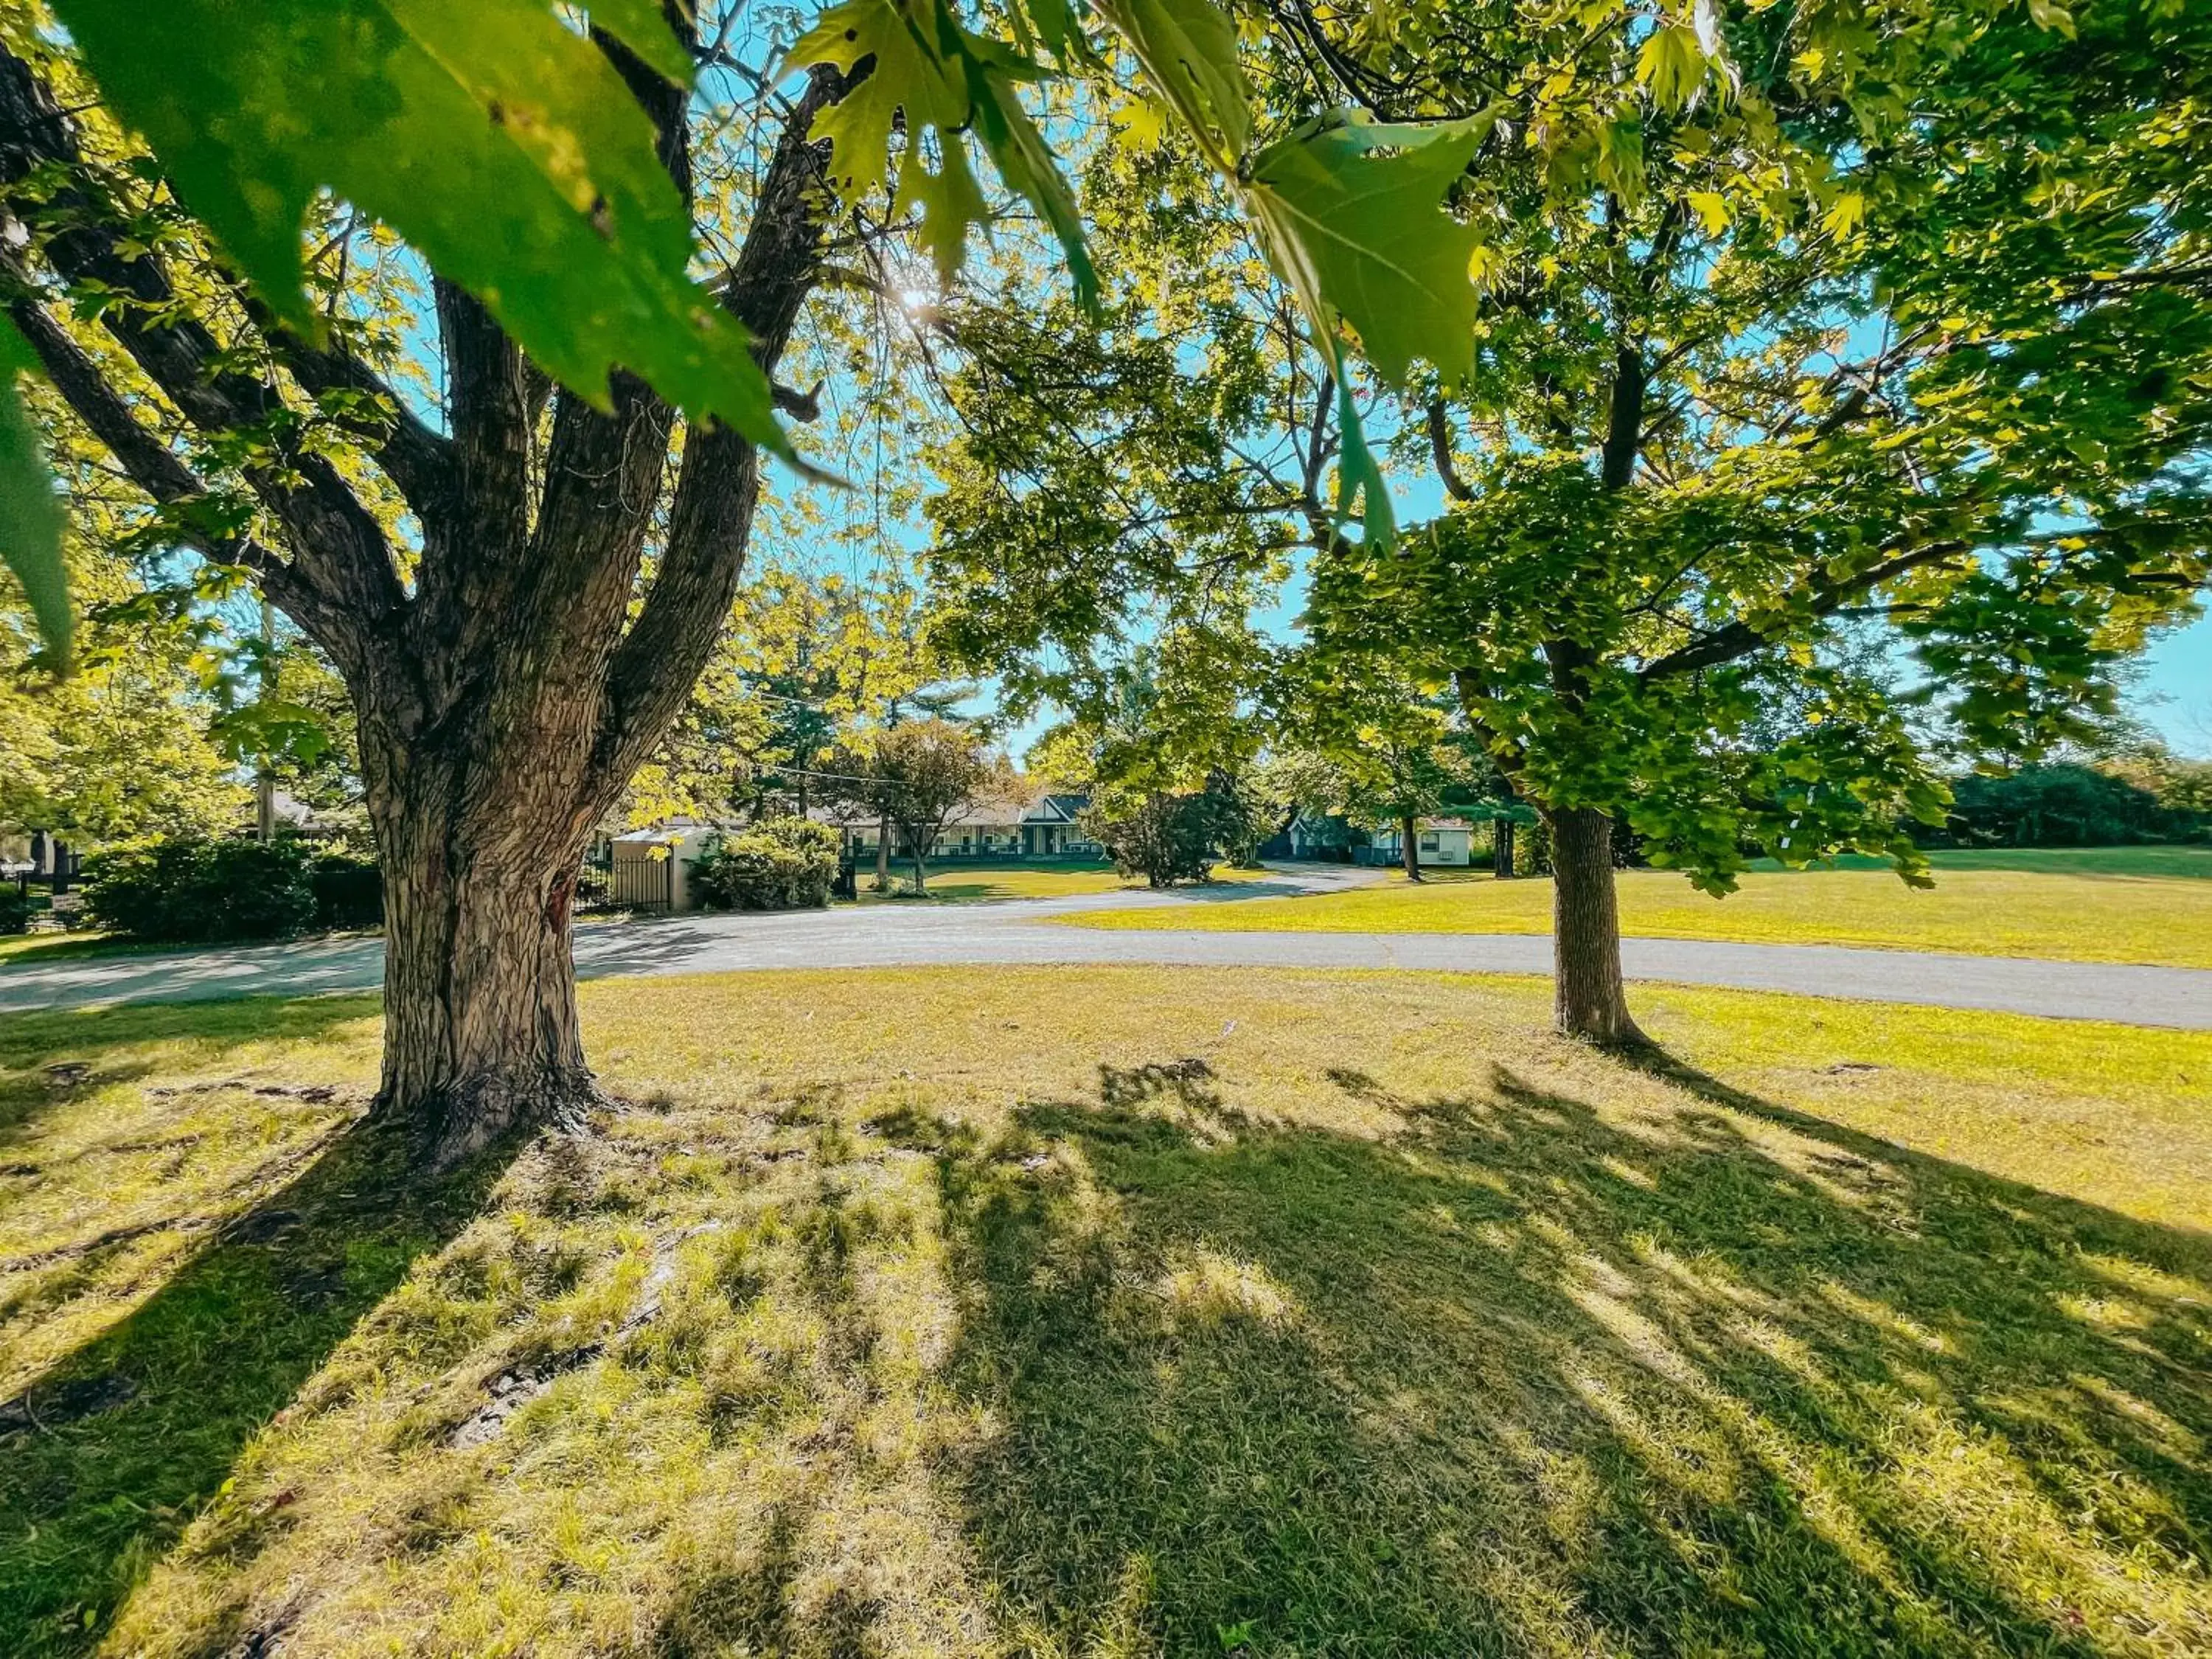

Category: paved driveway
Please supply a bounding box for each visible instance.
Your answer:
[4,863,2208,1030]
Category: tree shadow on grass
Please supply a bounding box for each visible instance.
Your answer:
[919,1052,2212,1657]
[0,994,383,1152]
[0,1113,512,1658]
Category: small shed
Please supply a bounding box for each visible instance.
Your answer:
[608,822,718,912]
[1359,817,1478,867]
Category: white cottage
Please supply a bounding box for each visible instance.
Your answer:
[1360,816,1478,867]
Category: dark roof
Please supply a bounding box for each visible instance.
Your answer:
[1021,793,1090,825]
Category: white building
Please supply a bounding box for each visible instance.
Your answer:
[847,793,1102,861]
[608,821,719,911]
[1359,816,1478,867]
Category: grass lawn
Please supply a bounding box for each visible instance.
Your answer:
[0,931,143,968]
[3,968,2210,1657]
[1062,846,2212,968]
[851,859,1267,903]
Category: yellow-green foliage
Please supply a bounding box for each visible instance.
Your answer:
[3,968,2209,1655]
[1062,847,2212,967]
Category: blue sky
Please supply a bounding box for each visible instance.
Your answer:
[2137,612,2212,755]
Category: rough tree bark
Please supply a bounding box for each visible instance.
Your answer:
[1399,813,1422,881]
[0,36,852,1164]
[1547,804,1646,1046]
[373,771,594,1155]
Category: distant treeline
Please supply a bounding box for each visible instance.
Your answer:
[1928,757,2212,849]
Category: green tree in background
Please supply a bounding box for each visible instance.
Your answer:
[1082,783,1234,888]
[1298,0,2212,1041]
[1,466,246,846]
[907,0,2210,1043]
[0,622,243,848]
[1279,658,1479,882]
[862,717,1008,892]
[637,565,975,894]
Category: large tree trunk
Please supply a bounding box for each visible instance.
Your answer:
[377,825,594,1162]
[874,808,892,892]
[1494,818,1515,878]
[1400,813,1423,881]
[364,723,605,1165]
[1548,805,1645,1046]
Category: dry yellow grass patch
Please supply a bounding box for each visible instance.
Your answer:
[1062,852,2212,968]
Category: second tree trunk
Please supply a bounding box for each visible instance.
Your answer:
[1548,805,1645,1046]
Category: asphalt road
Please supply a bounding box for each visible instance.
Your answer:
[3,864,2207,1029]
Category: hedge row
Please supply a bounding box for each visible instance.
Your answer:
[80,836,382,943]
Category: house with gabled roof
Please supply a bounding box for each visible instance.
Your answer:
[845,791,1102,861]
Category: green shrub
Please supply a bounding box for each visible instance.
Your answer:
[690,818,839,911]
[0,888,29,935]
[307,852,383,930]
[1080,788,1228,887]
[81,835,322,942]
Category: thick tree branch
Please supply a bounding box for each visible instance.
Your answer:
[1426,399,1475,502]
[1293,365,1338,543]
[591,64,851,795]
[1637,540,1971,681]
[0,292,348,629]
[417,276,533,609]
[243,292,455,518]
[7,293,198,506]
[773,380,824,422]
[1600,344,1644,492]
[493,14,703,701]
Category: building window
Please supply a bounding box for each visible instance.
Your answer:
[1419,832,1440,852]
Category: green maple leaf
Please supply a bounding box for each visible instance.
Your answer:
[954,50,1098,306]
[787,0,970,204]
[0,319,68,658]
[1635,25,1705,112]
[1331,374,1393,540]
[1014,0,1083,62]
[49,0,790,453]
[789,0,1095,305]
[1097,0,1251,158]
[895,139,991,285]
[1245,113,1493,389]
